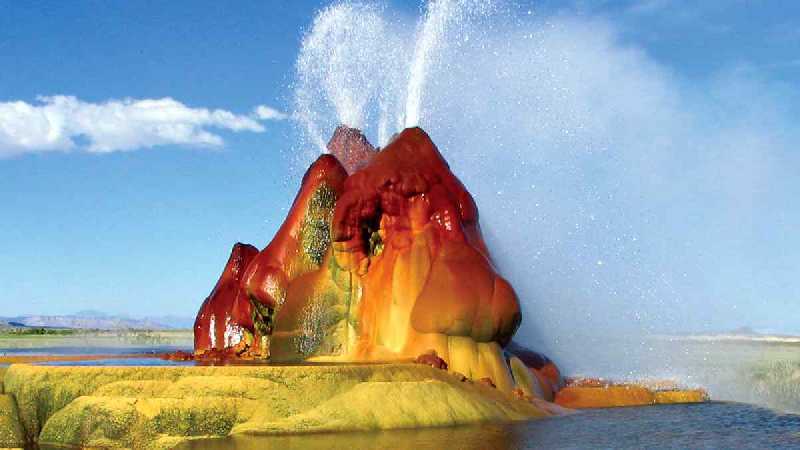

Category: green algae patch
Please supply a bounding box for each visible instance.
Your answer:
[40,396,139,448]
[162,376,286,400]
[40,396,253,449]
[235,379,546,435]
[0,394,25,448]
[300,183,337,267]
[4,363,549,448]
[93,380,172,398]
[0,366,7,393]
[4,364,190,441]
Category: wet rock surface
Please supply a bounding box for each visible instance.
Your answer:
[193,127,523,388]
[415,350,448,370]
[194,243,260,358]
[326,125,378,174]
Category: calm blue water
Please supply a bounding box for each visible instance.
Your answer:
[176,403,800,450]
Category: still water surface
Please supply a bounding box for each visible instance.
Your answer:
[175,403,800,450]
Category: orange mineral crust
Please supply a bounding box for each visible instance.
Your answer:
[193,126,527,391]
[331,128,521,352]
[554,379,708,409]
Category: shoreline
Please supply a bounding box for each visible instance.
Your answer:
[0,355,707,449]
[2,362,552,449]
[0,353,167,365]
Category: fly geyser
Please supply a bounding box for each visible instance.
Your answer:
[194,126,541,394]
[0,128,707,449]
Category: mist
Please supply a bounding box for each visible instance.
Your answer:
[290,1,800,378]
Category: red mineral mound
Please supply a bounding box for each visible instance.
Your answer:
[192,126,540,394]
[194,242,259,357]
[187,126,711,410]
[326,125,378,174]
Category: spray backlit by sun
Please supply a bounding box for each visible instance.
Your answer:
[294,0,494,150]
[291,0,701,384]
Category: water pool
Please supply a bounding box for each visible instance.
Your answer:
[172,402,800,450]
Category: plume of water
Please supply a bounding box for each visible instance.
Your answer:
[291,0,683,376]
[294,2,406,152]
[294,0,493,151]
[403,0,494,128]
[290,0,800,402]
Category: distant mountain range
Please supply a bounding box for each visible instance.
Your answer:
[664,326,800,343]
[0,311,194,330]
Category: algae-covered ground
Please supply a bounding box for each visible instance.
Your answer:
[2,363,547,449]
[0,366,25,448]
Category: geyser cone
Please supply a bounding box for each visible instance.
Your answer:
[326,125,377,174]
[194,126,532,394]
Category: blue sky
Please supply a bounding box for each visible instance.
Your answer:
[1,1,799,336]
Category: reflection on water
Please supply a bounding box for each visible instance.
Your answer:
[177,403,800,450]
[36,357,195,366]
[0,330,192,362]
[30,358,390,367]
[178,422,527,450]
[1,346,188,357]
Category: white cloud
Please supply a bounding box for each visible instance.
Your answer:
[253,104,289,120]
[0,96,285,157]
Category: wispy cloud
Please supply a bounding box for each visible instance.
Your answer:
[0,96,286,157]
[253,104,289,120]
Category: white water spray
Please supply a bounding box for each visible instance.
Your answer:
[294,0,491,150]
[294,3,405,152]
[403,0,492,128]
[290,0,800,405]
[292,0,686,373]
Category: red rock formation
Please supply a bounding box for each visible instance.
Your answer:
[240,154,348,358]
[326,125,378,174]
[193,126,531,393]
[479,377,497,388]
[415,350,448,370]
[507,341,565,392]
[194,243,259,356]
[330,128,520,355]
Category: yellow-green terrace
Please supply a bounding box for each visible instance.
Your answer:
[2,363,549,449]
